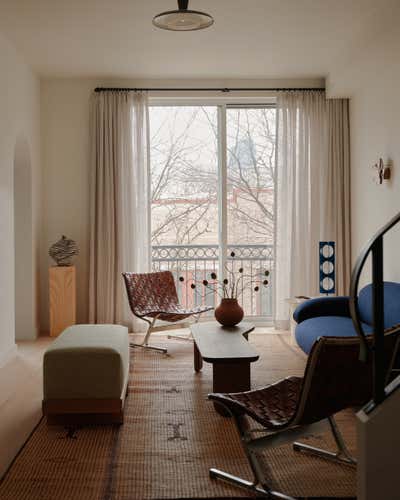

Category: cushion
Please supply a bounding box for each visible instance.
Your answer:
[359,282,400,328]
[295,316,373,354]
[43,324,129,400]
[293,296,350,324]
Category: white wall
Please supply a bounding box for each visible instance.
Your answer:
[40,77,323,332]
[40,79,93,332]
[327,20,400,284]
[0,32,41,362]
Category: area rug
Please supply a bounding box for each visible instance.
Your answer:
[0,332,356,499]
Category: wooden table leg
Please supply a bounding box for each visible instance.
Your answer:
[194,341,203,372]
[212,362,251,417]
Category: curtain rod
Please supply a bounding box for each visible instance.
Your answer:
[94,87,325,93]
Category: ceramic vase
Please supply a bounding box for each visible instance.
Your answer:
[214,298,244,327]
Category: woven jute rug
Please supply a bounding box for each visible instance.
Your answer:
[0,332,356,499]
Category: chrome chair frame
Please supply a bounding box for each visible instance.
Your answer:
[210,405,354,499]
[130,315,167,354]
[208,330,400,498]
[293,414,356,466]
[210,411,331,499]
[166,313,201,342]
[123,271,213,354]
[130,313,203,353]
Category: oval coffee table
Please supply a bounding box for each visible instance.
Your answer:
[190,321,258,416]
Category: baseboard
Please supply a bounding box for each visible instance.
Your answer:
[0,343,18,369]
[15,324,40,342]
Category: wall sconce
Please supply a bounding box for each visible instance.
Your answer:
[372,158,391,185]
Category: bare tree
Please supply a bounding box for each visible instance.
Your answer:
[150,107,218,245]
[150,106,276,246]
[226,108,275,242]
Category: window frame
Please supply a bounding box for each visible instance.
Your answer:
[148,98,277,325]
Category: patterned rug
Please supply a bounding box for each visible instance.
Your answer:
[0,332,356,499]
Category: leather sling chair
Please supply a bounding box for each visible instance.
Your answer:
[123,271,213,353]
[208,327,400,499]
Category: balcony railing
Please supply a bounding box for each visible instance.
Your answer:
[152,244,274,319]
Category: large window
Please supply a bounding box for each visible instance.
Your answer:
[149,104,276,320]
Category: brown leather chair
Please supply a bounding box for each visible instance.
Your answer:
[123,271,213,353]
[208,328,400,499]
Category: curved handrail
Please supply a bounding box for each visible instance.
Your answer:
[350,212,400,351]
[349,211,400,404]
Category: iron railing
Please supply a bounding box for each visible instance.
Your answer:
[152,244,274,319]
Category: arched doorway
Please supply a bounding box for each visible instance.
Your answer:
[13,137,34,341]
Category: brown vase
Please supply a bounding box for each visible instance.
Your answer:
[214,298,244,327]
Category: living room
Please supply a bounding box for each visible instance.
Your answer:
[0,1,400,499]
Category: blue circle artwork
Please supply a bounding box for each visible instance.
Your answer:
[319,241,335,294]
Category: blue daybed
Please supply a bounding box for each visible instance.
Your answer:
[293,281,400,354]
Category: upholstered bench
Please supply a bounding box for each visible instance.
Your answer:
[42,324,129,425]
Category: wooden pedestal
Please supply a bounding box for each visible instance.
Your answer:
[49,266,76,337]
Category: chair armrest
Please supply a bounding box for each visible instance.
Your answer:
[293,296,350,324]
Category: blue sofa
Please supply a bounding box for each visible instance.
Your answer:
[293,281,400,354]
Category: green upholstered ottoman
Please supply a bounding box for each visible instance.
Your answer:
[42,324,129,425]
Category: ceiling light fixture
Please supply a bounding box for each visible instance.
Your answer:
[153,0,214,32]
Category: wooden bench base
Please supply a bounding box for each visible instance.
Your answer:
[43,397,124,425]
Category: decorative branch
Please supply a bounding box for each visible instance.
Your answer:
[178,257,269,301]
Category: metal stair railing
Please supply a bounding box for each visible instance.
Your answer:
[349,211,400,408]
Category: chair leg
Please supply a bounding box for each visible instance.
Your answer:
[209,412,296,500]
[293,415,356,466]
[209,468,271,497]
[167,332,193,342]
[167,334,193,342]
[167,314,201,342]
[130,317,167,354]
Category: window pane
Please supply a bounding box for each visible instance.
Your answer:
[149,106,218,246]
[226,107,276,316]
[149,106,219,312]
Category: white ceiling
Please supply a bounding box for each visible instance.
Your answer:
[0,0,397,79]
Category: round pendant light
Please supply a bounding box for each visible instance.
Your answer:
[153,0,214,31]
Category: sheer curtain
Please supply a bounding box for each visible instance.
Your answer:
[89,91,151,329]
[274,91,350,328]
[324,99,351,296]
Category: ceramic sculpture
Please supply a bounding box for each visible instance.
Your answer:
[49,235,79,266]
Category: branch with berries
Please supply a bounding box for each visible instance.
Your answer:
[178,251,270,300]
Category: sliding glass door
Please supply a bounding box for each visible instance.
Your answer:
[149,104,276,321]
[226,106,275,317]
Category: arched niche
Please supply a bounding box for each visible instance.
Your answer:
[14,136,34,341]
